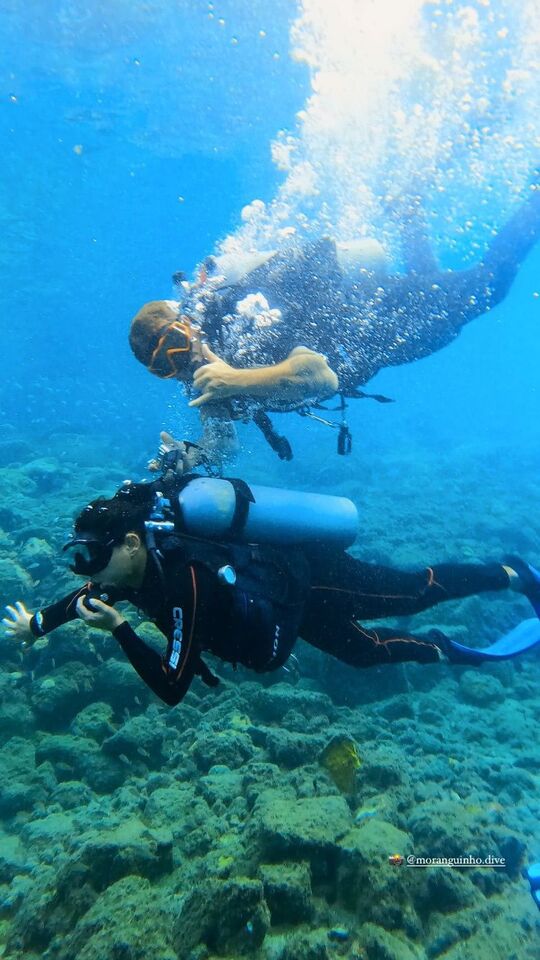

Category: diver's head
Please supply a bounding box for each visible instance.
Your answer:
[63,483,153,585]
[129,300,194,381]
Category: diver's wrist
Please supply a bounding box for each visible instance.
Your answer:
[234,364,287,396]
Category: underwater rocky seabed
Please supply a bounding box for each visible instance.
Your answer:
[0,424,539,960]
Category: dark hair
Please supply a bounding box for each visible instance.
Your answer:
[73,482,156,543]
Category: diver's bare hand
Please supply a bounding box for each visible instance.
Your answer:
[189,345,244,407]
[2,602,34,646]
[76,597,125,633]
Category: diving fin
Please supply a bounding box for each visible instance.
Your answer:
[444,559,540,663]
[504,556,540,619]
[447,618,540,663]
[525,862,540,910]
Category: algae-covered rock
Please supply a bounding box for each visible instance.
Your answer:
[255,795,351,867]
[337,819,415,927]
[36,733,101,775]
[360,921,421,960]
[59,819,174,892]
[20,810,77,852]
[0,832,29,884]
[70,701,116,742]
[259,861,313,924]
[82,749,126,793]
[0,736,36,776]
[30,661,95,723]
[0,780,46,818]
[279,929,331,959]
[171,876,270,957]
[143,783,198,829]
[264,728,326,768]
[52,875,175,960]
[6,863,61,953]
[191,728,257,772]
[414,865,479,915]
[251,685,335,725]
[103,713,166,766]
[198,765,244,808]
[243,761,285,808]
[407,798,482,860]
[0,736,43,817]
[49,780,93,811]
[0,691,35,738]
[21,456,69,492]
[35,733,124,793]
[458,670,506,706]
[0,555,33,603]
[94,657,151,710]
[360,747,406,789]
[19,536,55,577]
[375,695,417,722]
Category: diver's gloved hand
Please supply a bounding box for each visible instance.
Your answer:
[148,431,204,477]
[2,601,34,647]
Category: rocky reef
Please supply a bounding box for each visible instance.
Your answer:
[0,434,539,959]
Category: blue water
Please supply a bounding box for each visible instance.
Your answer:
[1,2,540,958]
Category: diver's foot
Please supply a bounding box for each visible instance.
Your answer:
[428,629,485,666]
[503,556,540,605]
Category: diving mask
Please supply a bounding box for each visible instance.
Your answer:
[148,318,193,379]
[62,534,116,577]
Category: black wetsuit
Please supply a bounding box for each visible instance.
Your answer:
[196,185,540,396]
[30,543,509,706]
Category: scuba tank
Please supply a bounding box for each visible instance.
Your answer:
[175,476,358,547]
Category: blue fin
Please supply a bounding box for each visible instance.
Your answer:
[526,563,540,619]
[525,863,540,909]
[448,618,540,662]
[447,562,540,663]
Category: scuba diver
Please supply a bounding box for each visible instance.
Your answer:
[4,472,540,706]
[129,174,540,470]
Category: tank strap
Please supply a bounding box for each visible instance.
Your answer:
[226,478,255,538]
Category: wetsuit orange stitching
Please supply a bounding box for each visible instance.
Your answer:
[350,620,441,657]
[311,585,418,601]
[66,585,91,616]
[426,567,447,593]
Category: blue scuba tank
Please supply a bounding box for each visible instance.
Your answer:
[176,476,358,547]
